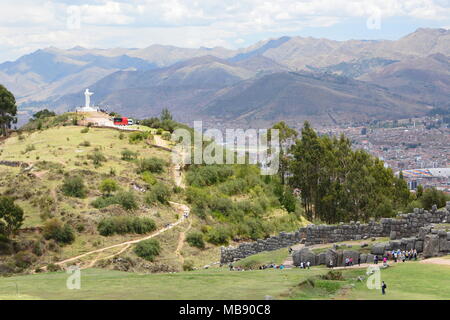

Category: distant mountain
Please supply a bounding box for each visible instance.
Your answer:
[359,53,450,108]
[199,72,428,127]
[1,28,449,127]
[0,48,156,105]
[51,55,256,117]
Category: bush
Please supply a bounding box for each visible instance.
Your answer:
[80,127,89,133]
[186,231,205,249]
[129,131,151,144]
[43,218,75,244]
[186,165,234,187]
[137,157,166,174]
[134,239,161,261]
[121,149,138,161]
[183,260,195,271]
[420,187,447,210]
[142,171,157,185]
[145,182,171,205]
[97,216,156,236]
[61,176,87,198]
[79,140,90,147]
[47,263,61,272]
[99,179,118,196]
[207,226,230,245]
[87,151,107,166]
[92,191,138,211]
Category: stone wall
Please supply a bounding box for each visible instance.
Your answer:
[292,225,450,267]
[220,203,450,264]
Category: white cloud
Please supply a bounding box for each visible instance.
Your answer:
[0,0,449,61]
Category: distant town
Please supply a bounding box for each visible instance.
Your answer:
[317,115,450,192]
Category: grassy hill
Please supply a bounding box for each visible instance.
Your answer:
[0,115,302,274]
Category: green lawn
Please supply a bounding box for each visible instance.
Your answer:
[0,261,449,300]
[234,248,290,269]
[343,261,450,300]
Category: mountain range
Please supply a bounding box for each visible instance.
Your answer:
[1,27,449,128]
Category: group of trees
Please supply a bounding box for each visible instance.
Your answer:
[287,121,410,223]
[0,85,17,136]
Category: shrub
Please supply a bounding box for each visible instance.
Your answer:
[206,226,230,245]
[145,182,170,205]
[99,179,118,196]
[92,191,138,211]
[47,263,61,272]
[88,151,107,166]
[129,131,151,144]
[183,260,195,271]
[14,251,37,269]
[62,176,87,198]
[43,218,75,244]
[186,231,205,249]
[114,191,138,211]
[420,187,447,210]
[134,239,161,261]
[97,216,156,236]
[137,157,166,174]
[80,127,89,133]
[79,140,91,147]
[121,149,138,161]
[142,171,157,185]
[186,165,234,187]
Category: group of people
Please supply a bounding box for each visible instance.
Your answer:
[344,257,360,267]
[389,249,418,262]
[298,261,311,269]
[373,249,418,266]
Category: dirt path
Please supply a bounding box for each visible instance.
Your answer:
[175,219,192,265]
[52,209,187,269]
[420,257,450,266]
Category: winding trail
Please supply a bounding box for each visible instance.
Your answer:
[175,219,192,265]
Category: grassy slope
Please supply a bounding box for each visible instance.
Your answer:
[0,259,449,300]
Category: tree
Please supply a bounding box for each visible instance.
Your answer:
[269,121,298,185]
[289,121,409,223]
[160,108,173,121]
[0,85,18,136]
[32,109,56,119]
[62,176,87,198]
[0,196,24,237]
[99,179,118,197]
[420,188,447,210]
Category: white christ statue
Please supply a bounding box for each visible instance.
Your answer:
[85,89,94,108]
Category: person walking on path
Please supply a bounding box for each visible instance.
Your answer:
[381,281,387,295]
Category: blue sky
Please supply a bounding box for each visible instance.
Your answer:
[0,0,449,62]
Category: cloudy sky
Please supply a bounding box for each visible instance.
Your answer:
[0,0,449,62]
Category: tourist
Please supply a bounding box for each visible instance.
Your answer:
[329,260,334,269]
[374,255,378,264]
[413,249,418,261]
[381,281,387,295]
[349,257,353,266]
[300,262,304,269]
[383,256,387,267]
[358,256,361,266]
[393,252,397,263]
[345,257,349,267]
[306,261,310,269]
